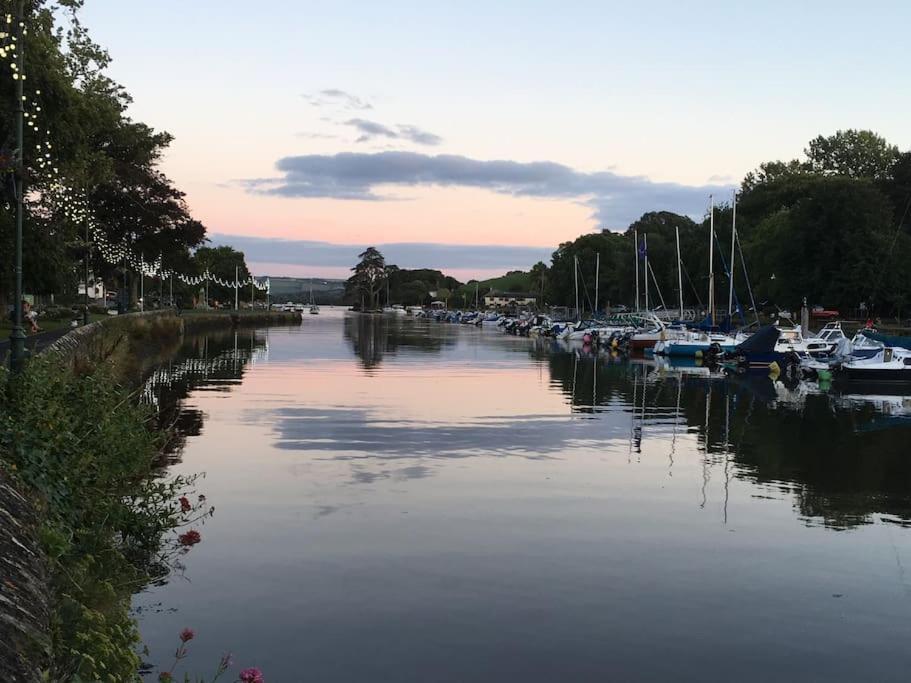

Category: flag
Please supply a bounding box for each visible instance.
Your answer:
[638,237,647,260]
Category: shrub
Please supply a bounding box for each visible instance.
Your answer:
[41,305,77,321]
[0,358,207,680]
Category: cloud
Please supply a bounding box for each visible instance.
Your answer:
[296,132,341,140]
[242,151,732,229]
[345,118,442,146]
[302,88,372,111]
[209,234,554,271]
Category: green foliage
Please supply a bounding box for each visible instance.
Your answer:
[345,247,387,309]
[0,358,199,681]
[0,1,207,305]
[193,245,251,306]
[805,129,899,180]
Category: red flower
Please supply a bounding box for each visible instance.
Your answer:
[179,627,195,643]
[179,496,192,513]
[178,530,202,546]
[240,667,265,683]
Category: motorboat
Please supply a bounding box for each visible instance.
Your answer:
[835,346,911,384]
[655,330,737,357]
[805,322,847,357]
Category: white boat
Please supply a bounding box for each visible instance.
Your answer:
[837,346,911,384]
[805,322,847,356]
[309,304,320,315]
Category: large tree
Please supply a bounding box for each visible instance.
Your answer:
[346,247,386,310]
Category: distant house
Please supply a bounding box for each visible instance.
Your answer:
[483,290,537,309]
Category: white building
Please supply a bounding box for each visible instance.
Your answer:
[483,291,538,309]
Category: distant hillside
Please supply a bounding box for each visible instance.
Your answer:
[261,276,346,304]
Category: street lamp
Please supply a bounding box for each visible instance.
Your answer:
[8,0,27,372]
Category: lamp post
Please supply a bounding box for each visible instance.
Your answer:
[8,0,26,371]
[83,217,90,326]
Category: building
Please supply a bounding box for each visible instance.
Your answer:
[483,290,538,309]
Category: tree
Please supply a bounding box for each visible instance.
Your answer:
[193,246,251,306]
[529,261,548,305]
[805,129,899,180]
[347,247,386,310]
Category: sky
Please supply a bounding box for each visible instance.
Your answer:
[81,0,911,279]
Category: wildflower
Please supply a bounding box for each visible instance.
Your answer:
[179,627,195,643]
[239,667,265,683]
[178,529,202,546]
[179,496,192,513]
[158,673,173,682]
[217,652,234,673]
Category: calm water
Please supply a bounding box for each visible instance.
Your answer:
[137,310,911,682]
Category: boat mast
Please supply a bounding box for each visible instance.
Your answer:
[708,195,715,327]
[728,192,737,319]
[676,225,684,320]
[574,255,580,322]
[594,252,600,317]
[634,228,640,312]
[643,233,649,312]
[475,281,479,309]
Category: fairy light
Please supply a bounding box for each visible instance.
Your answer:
[0,22,269,295]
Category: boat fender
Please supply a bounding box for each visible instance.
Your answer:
[583,333,592,344]
[695,350,703,359]
[768,361,781,379]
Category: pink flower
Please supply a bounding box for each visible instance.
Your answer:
[239,667,265,683]
[178,530,202,546]
[179,627,195,643]
[179,496,192,513]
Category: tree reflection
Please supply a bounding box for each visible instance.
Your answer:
[343,313,454,370]
[543,349,911,529]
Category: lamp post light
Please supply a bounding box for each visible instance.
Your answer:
[8,0,26,371]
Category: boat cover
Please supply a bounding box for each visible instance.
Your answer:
[735,325,780,354]
[861,330,911,351]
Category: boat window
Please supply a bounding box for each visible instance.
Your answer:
[884,348,893,363]
[904,358,911,366]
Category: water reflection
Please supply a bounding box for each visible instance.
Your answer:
[343,313,455,369]
[534,350,911,530]
[138,314,911,682]
[142,329,268,464]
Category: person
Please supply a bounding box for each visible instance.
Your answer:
[8,300,39,333]
[22,301,40,333]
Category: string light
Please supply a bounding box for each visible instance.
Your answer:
[0,23,269,295]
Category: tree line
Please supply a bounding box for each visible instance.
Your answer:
[0,1,254,309]
[348,130,911,319]
[544,130,911,319]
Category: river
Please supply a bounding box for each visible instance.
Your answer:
[136,309,911,682]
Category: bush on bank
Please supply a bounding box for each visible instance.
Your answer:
[0,357,202,681]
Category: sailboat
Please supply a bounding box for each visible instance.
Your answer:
[658,194,739,358]
[308,283,320,315]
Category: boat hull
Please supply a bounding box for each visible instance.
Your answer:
[664,343,736,357]
[838,368,911,384]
